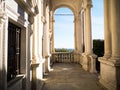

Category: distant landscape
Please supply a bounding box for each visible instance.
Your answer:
[55,48,74,52]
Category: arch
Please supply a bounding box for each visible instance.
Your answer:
[54,7,74,49]
[50,0,83,17]
[52,4,76,16]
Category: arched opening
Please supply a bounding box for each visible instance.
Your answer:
[54,7,74,52]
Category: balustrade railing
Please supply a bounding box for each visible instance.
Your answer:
[51,52,74,63]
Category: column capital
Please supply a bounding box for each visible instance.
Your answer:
[83,0,92,10]
[52,19,55,22]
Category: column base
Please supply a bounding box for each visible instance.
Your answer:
[73,52,81,63]
[45,54,52,73]
[82,53,97,73]
[99,57,120,90]
[31,61,44,90]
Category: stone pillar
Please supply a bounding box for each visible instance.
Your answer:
[74,13,83,63]
[74,15,78,53]
[0,7,7,90]
[103,0,112,58]
[31,1,44,89]
[110,0,120,59]
[99,0,120,90]
[82,0,97,73]
[32,15,38,63]
[51,16,55,53]
[77,14,83,53]
[84,3,92,54]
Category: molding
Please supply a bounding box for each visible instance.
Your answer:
[6,4,28,28]
[99,57,120,67]
[15,0,38,16]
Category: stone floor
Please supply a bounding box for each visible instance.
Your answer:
[42,63,106,90]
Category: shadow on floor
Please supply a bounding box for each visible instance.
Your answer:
[42,63,106,90]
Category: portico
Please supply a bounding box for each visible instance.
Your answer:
[0,0,120,90]
[50,0,96,73]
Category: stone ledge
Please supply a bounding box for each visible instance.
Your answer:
[99,57,120,67]
[7,74,25,88]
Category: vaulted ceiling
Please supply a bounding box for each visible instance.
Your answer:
[50,0,83,15]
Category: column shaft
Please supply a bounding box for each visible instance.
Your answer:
[52,16,55,52]
[78,14,83,53]
[104,0,111,58]
[32,16,38,62]
[75,15,79,52]
[84,5,92,54]
[84,9,87,53]
[110,0,120,58]
[74,16,77,51]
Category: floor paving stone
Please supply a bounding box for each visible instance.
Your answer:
[42,63,106,90]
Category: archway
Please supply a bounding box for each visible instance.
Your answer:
[54,7,74,51]
[50,0,83,54]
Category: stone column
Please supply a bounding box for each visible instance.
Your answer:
[103,0,112,58]
[0,10,7,90]
[99,0,120,90]
[110,0,120,59]
[82,0,97,73]
[78,13,83,53]
[32,15,38,63]
[0,1,8,90]
[84,3,92,54]
[74,13,83,63]
[51,12,55,53]
[74,15,78,53]
[31,1,44,89]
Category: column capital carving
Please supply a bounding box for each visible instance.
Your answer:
[52,19,55,22]
[83,0,92,10]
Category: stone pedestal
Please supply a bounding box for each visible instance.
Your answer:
[31,62,44,90]
[82,53,97,73]
[99,57,120,90]
[73,52,80,63]
[45,54,51,73]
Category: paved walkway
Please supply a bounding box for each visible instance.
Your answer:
[42,63,106,90]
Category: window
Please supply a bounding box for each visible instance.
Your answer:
[7,22,21,81]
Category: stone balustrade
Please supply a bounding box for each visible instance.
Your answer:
[51,52,74,63]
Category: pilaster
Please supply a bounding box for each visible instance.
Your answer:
[0,2,8,89]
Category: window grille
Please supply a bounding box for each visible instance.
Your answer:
[7,22,21,81]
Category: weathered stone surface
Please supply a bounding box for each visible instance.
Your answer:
[42,63,105,90]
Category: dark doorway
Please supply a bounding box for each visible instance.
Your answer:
[7,22,21,81]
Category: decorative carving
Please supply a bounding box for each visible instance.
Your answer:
[83,0,92,9]
[0,1,7,23]
[0,1,6,13]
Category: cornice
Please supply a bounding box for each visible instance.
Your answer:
[15,0,38,16]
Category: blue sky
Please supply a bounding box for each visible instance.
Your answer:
[54,0,104,49]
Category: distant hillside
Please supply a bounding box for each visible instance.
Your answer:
[55,48,74,52]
